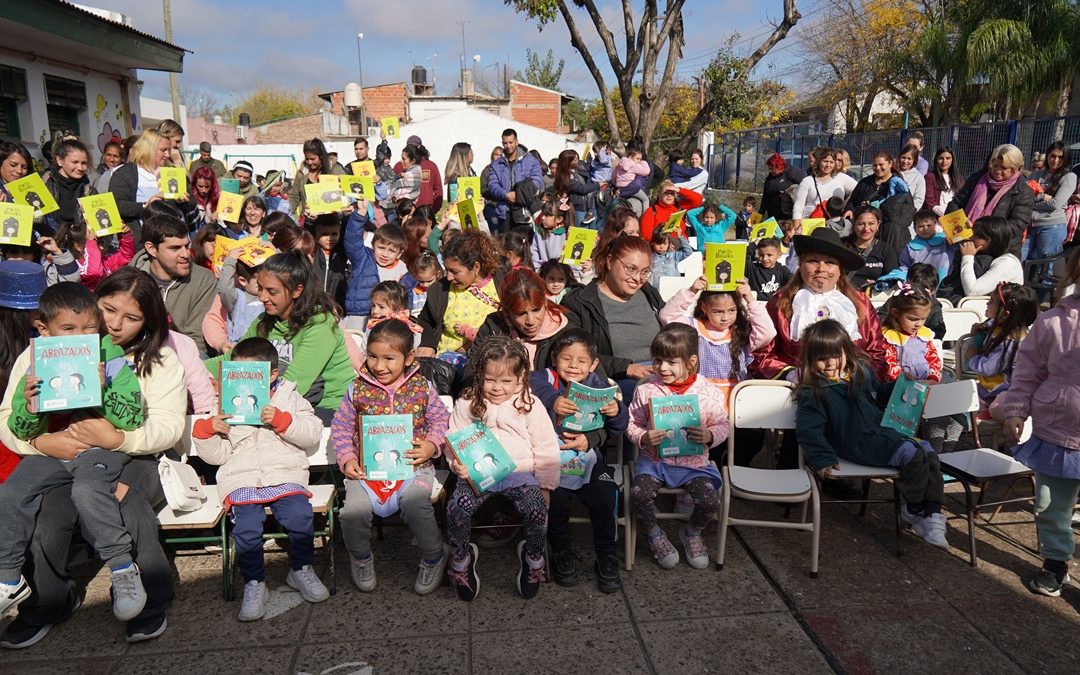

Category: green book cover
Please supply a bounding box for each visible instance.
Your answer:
[446,421,517,493]
[881,373,928,438]
[360,414,415,481]
[31,334,102,412]
[219,361,271,425]
[563,380,617,432]
[219,178,241,194]
[650,394,704,457]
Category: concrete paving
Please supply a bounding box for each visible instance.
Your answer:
[2,482,1078,674]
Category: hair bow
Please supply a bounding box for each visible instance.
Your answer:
[557,196,572,212]
[893,282,917,298]
[368,309,423,334]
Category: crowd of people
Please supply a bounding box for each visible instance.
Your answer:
[0,120,1078,649]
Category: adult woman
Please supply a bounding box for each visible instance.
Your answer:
[110,129,193,238]
[287,138,345,218]
[946,144,1033,254]
[154,119,185,168]
[92,140,125,193]
[553,149,600,227]
[190,165,220,226]
[847,151,909,212]
[40,138,94,231]
[1025,142,1075,261]
[759,152,806,221]
[470,268,570,370]
[0,268,185,645]
[562,236,661,401]
[480,146,503,226]
[791,147,856,225]
[592,206,640,273]
[844,205,899,289]
[896,144,926,210]
[640,180,703,241]
[834,149,852,177]
[0,142,32,202]
[935,216,1024,304]
[239,195,267,239]
[444,142,475,205]
[389,145,423,205]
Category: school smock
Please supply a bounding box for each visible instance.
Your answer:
[882,326,942,382]
[434,277,499,354]
[898,234,954,280]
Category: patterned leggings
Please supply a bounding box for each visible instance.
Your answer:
[446,482,548,561]
[632,475,718,532]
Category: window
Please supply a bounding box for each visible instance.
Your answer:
[43,74,86,137]
[0,65,28,141]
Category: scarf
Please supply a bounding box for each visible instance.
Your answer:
[789,288,861,342]
[368,309,423,333]
[54,171,88,222]
[965,170,1022,221]
[666,374,697,395]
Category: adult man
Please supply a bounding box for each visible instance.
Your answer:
[393,135,443,211]
[487,128,543,233]
[232,161,258,198]
[130,214,216,355]
[188,142,226,178]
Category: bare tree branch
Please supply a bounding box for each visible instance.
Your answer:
[556,0,621,144]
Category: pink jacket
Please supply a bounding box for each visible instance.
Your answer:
[201,295,230,353]
[627,375,730,469]
[999,294,1080,450]
[166,331,218,414]
[614,157,650,189]
[658,287,777,351]
[80,232,135,291]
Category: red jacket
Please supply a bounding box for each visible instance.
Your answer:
[393,159,443,211]
[640,188,703,240]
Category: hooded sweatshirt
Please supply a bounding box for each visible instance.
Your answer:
[131,249,217,354]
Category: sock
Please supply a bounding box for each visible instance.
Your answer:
[685,525,701,537]
[109,561,133,573]
[526,554,544,570]
[451,554,470,572]
[646,526,663,541]
[1045,558,1068,580]
[423,550,443,566]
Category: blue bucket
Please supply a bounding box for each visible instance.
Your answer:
[0,259,47,309]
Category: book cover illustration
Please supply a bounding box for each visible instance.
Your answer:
[381,117,399,138]
[704,242,748,291]
[563,380,617,432]
[801,218,826,236]
[456,197,479,230]
[350,160,376,179]
[748,212,764,226]
[446,421,517,493]
[457,176,482,209]
[305,182,345,215]
[749,217,779,242]
[30,334,102,412]
[78,193,124,236]
[6,173,59,217]
[561,227,598,267]
[219,361,271,425]
[217,191,245,223]
[341,174,374,202]
[881,373,928,438]
[158,167,187,200]
[219,177,241,194]
[360,414,415,481]
[940,209,973,244]
[236,239,276,267]
[659,209,687,235]
[0,202,34,246]
[650,394,704,457]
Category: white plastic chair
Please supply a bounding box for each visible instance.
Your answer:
[658,275,695,302]
[677,251,703,276]
[958,296,990,322]
[718,381,820,577]
[941,308,983,344]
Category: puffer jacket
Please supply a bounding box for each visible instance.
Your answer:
[627,375,730,469]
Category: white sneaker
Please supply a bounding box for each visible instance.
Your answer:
[286,565,329,603]
[415,546,448,596]
[913,513,950,550]
[900,503,925,528]
[0,577,31,616]
[238,580,269,621]
[110,564,147,621]
[350,555,376,592]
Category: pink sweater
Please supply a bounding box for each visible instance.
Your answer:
[80,233,135,291]
[627,375,730,469]
[166,331,218,414]
[614,157,650,189]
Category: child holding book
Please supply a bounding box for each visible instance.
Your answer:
[965,282,1039,416]
[902,263,947,340]
[193,337,328,620]
[795,319,948,549]
[686,203,738,250]
[217,250,264,352]
[341,200,383,330]
[444,336,560,601]
[649,230,694,286]
[881,284,942,383]
[530,328,628,592]
[332,319,451,595]
[627,323,729,570]
[47,222,135,291]
[531,200,571,269]
[898,210,953,280]
[747,237,792,301]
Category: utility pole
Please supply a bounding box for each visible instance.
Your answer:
[457,21,468,90]
[163,0,181,124]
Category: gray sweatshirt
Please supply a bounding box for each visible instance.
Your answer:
[1029,169,1077,226]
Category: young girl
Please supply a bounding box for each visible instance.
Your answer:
[332,319,451,595]
[1003,251,1080,597]
[538,260,578,303]
[530,329,628,592]
[531,200,571,269]
[401,251,444,317]
[47,222,135,291]
[445,336,560,602]
[627,323,729,570]
[499,229,534,271]
[648,230,694,286]
[796,319,948,549]
[965,282,1039,416]
[881,284,942,383]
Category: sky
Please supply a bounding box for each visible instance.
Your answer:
[84,0,819,108]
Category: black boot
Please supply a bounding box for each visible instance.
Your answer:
[594,554,622,593]
[551,548,579,586]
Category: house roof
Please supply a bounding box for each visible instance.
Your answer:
[318,83,409,101]
[509,79,575,102]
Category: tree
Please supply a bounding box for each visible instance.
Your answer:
[178,84,220,120]
[517,48,565,89]
[221,87,323,127]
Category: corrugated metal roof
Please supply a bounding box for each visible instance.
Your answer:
[56,0,189,52]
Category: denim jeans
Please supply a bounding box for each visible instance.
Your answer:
[1022,223,1067,262]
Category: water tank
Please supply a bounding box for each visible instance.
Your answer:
[344,82,362,108]
[411,66,428,85]
[238,112,250,127]
[212,114,224,125]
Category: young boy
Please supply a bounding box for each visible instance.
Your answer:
[825,196,852,238]
[748,237,792,301]
[734,196,757,240]
[372,223,408,282]
[778,219,798,271]
[687,202,738,250]
[649,230,694,286]
[613,145,651,216]
[0,282,147,621]
[192,337,327,621]
[899,209,952,280]
[311,214,347,306]
[217,252,264,351]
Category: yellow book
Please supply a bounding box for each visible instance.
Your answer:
[5,173,59,217]
[236,238,276,267]
[704,242,748,292]
[381,117,399,138]
[0,202,34,246]
[305,182,345,215]
[341,174,374,202]
[581,143,592,162]
[561,227,598,267]
[457,176,482,209]
[350,160,376,179]
[217,192,245,223]
[318,174,339,184]
[456,198,479,230]
[749,217,778,243]
[659,209,687,235]
[940,209,973,244]
[801,218,826,236]
[211,236,246,273]
[78,193,124,236]
[158,167,187,200]
[748,212,763,226]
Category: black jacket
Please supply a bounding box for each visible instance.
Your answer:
[109,162,198,241]
[947,170,1035,256]
[560,280,663,379]
[312,246,348,308]
[846,238,899,290]
[760,166,806,220]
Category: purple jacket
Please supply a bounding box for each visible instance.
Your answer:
[898,234,954,280]
[1000,295,1080,450]
[487,149,544,220]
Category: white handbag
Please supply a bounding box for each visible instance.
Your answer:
[158,455,207,512]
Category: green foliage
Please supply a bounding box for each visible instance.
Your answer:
[517,48,565,90]
[505,0,560,25]
[219,87,323,127]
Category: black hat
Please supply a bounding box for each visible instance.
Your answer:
[792,227,864,272]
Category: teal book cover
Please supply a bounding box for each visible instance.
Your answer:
[447,421,517,493]
[31,334,101,412]
[563,381,617,432]
[360,414,415,481]
[881,373,928,438]
[219,361,271,425]
[650,394,704,457]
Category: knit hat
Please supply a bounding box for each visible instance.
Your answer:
[0,259,48,309]
[406,135,422,147]
[199,141,212,152]
[233,160,254,176]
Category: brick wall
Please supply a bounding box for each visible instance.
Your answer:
[362,83,409,126]
[509,81,561,133]
[249,114,322,144]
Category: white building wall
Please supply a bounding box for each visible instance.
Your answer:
[139,96,187,128]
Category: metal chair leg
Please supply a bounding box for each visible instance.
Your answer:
[859,479,871,517]
[221,516,232,601]
[960,480,978,566]
[892,483,904,557]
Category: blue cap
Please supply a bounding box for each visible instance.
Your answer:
[0,259,47,310]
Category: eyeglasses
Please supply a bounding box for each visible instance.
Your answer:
[614,258,651,280]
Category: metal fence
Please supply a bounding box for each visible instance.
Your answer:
[708,116,1080,193]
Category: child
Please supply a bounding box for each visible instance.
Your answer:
[734,196,757,239]
[539,259,579,303]
[613,145,651,216]
[373,223,408,282]
[795,319,948,549]
[903,263,946,340]
[529,329,628,592]
[341,201,382,330]
[193,337,328,620]
[217,251,264,352]
[444,336,560,601]
[499,228,534,271]
[881,284,942,383]
[311,215,347,305]
[965,282,1039,416]
[401,251,444,317]
[686,203,738,251]
[48,222,135,291]
[332,319,451,595]
[899,209,953,280]
[531,200,570,269]
[825,196,852,238]
[0,282,146,621]
[649,229,694,285]
[778,219,798,271]
[588,141,612,184]
[627,323,729,569]
[747,236,792,301]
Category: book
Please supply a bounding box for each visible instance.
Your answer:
[703,242,748,291]
[457,176,481,210]
[219,361,271,425]
[381,117,399,138]
[158,167,187,200]
[0,202,34,246]
[581,143,592,163]
[748,212,763,226]
[456,197,479,230]
[340,174,374,202]
[211,236,244,273]
[659,209,687,235]
[563,380,617,432]
[650,394,704,457]
[749,217,779,242]
[880,373,928,438]
[801,218,826,235]
[30,334,101,412]
[446,421,517,493]
[318,174,339,184]
[360,414,415,481]
[940,209,973,244]
[217,191,245,223]
[236,239,276,267]
[78,193,124,236]
[305,182,345,215]
[5,173,59,217]
[561,226,598,266]
[219,178,241,194]
[350,160,376,179]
